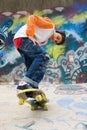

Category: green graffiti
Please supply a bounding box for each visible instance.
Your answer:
[72,11,87,22]
[52,16,65,26]
[47,44,65,60]
[9,14,29,31]
[34,10,47,16]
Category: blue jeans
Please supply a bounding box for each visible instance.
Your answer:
[18,38,49,88]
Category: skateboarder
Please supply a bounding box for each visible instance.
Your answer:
[13,14,66,91]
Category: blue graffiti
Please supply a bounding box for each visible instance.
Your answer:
[0,17,13,67]
[57,97,74,109]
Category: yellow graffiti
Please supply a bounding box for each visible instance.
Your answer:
[47,44,65,60]
[8,13,29,31]
[52,16,65,26]
[71,11,87,22]
[33,10,66,26]
[33,10,47,16]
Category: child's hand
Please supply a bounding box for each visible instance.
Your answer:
[28,36,40,45]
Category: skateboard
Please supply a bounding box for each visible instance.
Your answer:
[17,88,48,111]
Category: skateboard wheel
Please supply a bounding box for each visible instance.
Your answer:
[18,98,25,105]
[35,95,42,101]
[40,103,48,111]
[43,105,48,111]
[30,104,38,110]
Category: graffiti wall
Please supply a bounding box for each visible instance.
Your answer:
[0,1,87,84]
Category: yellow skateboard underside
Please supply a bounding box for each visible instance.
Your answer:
[17,88,38,95]
[17,88,48,110]
[17,88,44,100]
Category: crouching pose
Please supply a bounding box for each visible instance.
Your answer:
[13,14,66,90]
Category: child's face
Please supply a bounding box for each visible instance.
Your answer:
[52,32,63,44]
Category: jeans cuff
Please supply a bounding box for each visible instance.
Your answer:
[22,76,38,88]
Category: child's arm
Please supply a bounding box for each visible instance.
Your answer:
[26,15,54,37]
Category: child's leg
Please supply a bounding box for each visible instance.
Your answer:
[18,38,49,89]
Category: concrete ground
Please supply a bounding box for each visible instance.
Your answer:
[0,82,87,130]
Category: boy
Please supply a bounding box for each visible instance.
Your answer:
[13,15,66,90]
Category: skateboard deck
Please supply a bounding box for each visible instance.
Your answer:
[17,88,48,110]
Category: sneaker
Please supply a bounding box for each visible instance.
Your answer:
[17,84,32,90]
[17,84,35,98]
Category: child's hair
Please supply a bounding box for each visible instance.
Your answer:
[56,30,66,45]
